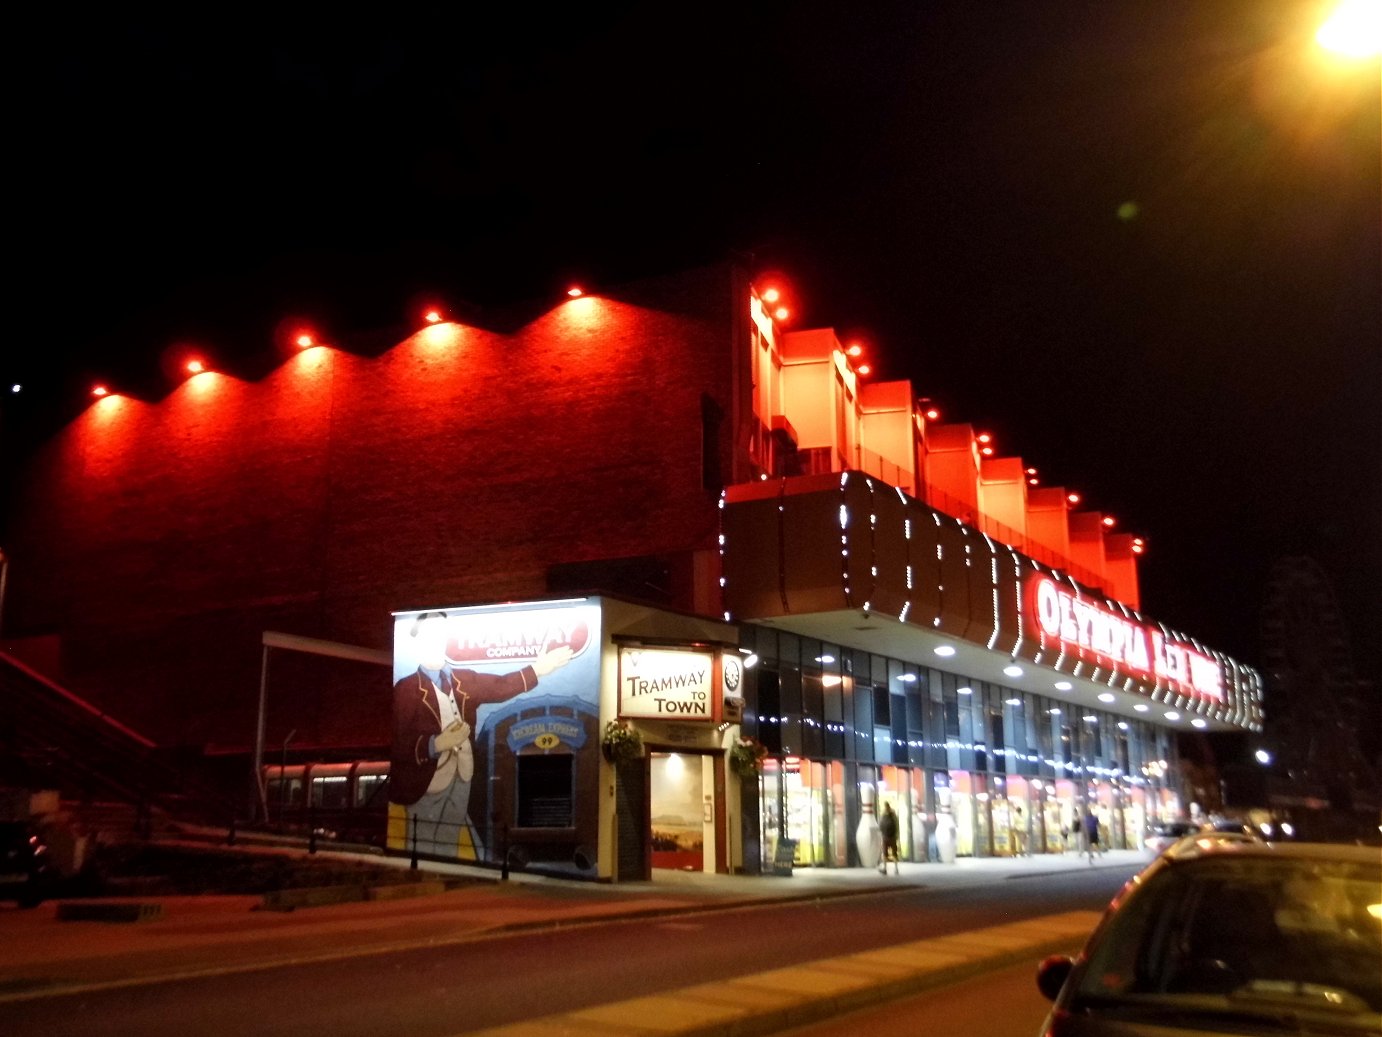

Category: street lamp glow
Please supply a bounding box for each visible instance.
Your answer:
[1316,0,1382,58]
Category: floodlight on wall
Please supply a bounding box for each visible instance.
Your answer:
[957,686,973,695]
[1003,664,1024,678]
[933,645,956,657]
[1102,516,1116,528]
[1134,703,1149,712]
[1054,681,1073,691]
[1066,492,1081,506]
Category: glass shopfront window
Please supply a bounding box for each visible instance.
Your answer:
[1002,774,1036,857]
[950,770,977,857]
[876,765,919,861]
[741,623,1180,867]
[759,757,841,869]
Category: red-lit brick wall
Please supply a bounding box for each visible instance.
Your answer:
[4,263,739,750]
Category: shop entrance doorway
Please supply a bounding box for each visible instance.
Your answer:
[649,752,717,872]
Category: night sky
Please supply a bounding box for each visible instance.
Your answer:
[7,5,1380,742]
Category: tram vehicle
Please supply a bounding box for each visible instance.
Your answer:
[261,761,390,847]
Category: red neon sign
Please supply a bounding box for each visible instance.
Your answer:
[1026,575,1222,701]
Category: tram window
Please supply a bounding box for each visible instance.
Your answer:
[268,777,304,808]
[311,775,350,810]
[516,754,574,828]
[355,773,387,807]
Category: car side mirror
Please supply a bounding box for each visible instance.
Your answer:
[1036,954,1075,1002]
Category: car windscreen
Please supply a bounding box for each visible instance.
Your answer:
[1071,854,1382,1023]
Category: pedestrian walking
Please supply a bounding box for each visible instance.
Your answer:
[1082,808,1101,864]
[878,801,900,874]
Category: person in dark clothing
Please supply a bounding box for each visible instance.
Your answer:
[878,801,901,874]
[1082,808,1102,863]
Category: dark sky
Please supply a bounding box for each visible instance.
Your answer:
[7,4,1380,712]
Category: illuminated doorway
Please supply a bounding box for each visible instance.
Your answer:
[650,752,715,871]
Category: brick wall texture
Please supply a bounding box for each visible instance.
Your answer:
[5,263,739,750]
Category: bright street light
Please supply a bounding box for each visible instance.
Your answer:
[1316,0,1382,58]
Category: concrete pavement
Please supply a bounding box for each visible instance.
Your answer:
[0,845,1145,1031]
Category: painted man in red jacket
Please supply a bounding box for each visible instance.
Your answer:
[391,611,573,859]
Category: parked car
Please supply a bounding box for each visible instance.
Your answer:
[0,820,58,908]
[1161,822,1267,858]
[1035,840,1382,1035]
[1203,819,1264,838]
[1142,819,1202,859]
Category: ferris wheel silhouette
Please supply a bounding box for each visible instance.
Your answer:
[1258,556,1376,799]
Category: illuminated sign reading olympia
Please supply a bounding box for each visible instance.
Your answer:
[1027,575,1222,701]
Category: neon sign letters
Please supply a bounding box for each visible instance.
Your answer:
[1027,575,1222,701]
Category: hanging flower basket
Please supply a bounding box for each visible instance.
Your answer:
[601,720,644,765]
[728,735,768,779]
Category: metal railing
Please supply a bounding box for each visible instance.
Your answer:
[749,430,1111,594]
[0,652,241,834]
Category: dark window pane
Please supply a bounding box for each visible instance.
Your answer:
[758,669,782,753]
[516,754,574,828]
